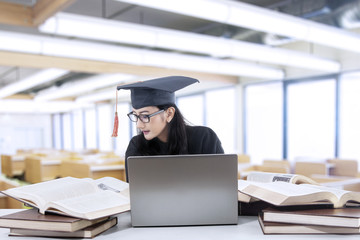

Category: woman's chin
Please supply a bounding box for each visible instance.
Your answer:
[143,133,154,141]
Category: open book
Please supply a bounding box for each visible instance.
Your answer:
[1,177,130,220]
[238,172,318,203]
[238,178,360,208]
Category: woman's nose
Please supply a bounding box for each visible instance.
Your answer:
[136,120,145,128]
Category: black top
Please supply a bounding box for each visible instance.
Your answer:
[124,125,224,182]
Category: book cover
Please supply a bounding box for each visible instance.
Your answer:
[0,209,107,232]
[239,201,333,216]
[258,214,360,234]
[9,217,118,238]
[263,207,360,228]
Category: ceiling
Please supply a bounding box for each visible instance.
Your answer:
[0,0,360,113]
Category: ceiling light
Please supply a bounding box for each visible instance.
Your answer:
[0,99,93,113]
[0,30,284,80]
[76,88,130,103]
[35,73,135,101]
[114,0,360,53]
[39,13,340,72]
[0,68,68,99]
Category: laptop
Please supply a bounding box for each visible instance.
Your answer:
[127,154,238,227]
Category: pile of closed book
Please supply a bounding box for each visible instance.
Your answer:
[237,172,360,235]
[259,207,360,235]
[0,209,118,238]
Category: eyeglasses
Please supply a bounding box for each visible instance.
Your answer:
[127,109,165,123]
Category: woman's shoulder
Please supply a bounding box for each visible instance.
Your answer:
[185,125,224,154]
[186,125,217,136]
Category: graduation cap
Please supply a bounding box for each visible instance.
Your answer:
[111,76,199,137]
[117,76,199,109]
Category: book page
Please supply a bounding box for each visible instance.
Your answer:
[246,172,298,183]
[301,184,350,199]
[3,177,99,212]
[301,184,360,207]
[238,180,339,206]
[46,190,130,219]
[94,177,129,198]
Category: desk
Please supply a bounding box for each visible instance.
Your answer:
[0,210,359,239]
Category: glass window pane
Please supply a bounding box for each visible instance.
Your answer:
[53,114,62,149]
[73,109,84,150]
[84,108,97,150]
[339,72,360,168]
[115,103,131,156]
[98,104,112,152]
[62,113,72,150]
[177,94,204,126]
[287,80,336,161]
[206,87,236,153]
[245,83,283,165]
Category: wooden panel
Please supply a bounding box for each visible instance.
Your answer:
[0,1,32,26]
[91,169,126,181]
[60,161,91,178]
[294,161,328,178]
[32,0,76,26]
[327,158,358,177]
[1,155,25,177]
[24,157,43,184]
[0,180,24,209]
[0,51,238,83]
[1,155,12,177]
[41,164,61,181]
[237,154,250,163]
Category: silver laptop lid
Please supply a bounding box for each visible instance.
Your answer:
[128,154,238,227]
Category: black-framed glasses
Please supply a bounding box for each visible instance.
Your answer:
[127,109,165,123]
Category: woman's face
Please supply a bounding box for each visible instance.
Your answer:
[132,106,170,142]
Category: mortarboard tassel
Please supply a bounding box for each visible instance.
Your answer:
[111,89,119,137]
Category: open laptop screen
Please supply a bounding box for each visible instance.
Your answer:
[128,154,238,227]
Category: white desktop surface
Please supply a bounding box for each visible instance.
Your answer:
[0,209,359,239]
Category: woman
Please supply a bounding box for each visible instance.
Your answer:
[115,76,224,182]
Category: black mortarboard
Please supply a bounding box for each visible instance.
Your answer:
[117,76,199,109]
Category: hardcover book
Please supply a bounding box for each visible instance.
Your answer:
[9,217,118,238]
[258,214,360,235]
[0,209,107,232]
[262,207,360,228]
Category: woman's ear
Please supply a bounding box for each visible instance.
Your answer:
[166,107,176,123]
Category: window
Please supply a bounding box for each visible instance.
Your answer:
[177,94,204,126]
[205,87,236,153]
[62,113,73,150]
[115,102,132,156]
[73,109,84,150]
[339,72,360,167]
[84,108,97,149]
[245,83,283,165]
[286,79,336,161]
[53,114,62,149]
[97,104,113,152]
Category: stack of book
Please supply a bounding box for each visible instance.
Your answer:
[238,172,360,234]
[0,176,131,238]
[259,208,360,234]
[0,209,118,238]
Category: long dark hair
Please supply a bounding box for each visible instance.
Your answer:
[135,103,188,155]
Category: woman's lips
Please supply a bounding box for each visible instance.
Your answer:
[142,131,150,135]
